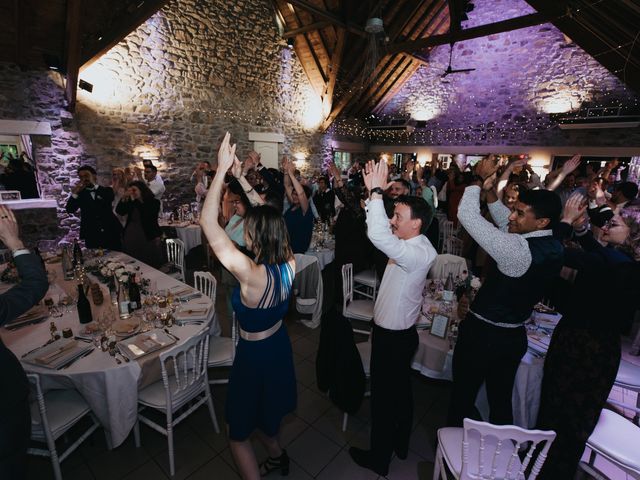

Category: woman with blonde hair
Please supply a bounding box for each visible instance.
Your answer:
[200,133,296,480]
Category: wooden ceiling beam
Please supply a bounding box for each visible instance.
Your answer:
[80,0,171,69]
[287,3,329,85]
[322,28,345,114]
[64,0,81,111]
[284,0,368,38]
[386,12,548,54]
[282,21,330,38]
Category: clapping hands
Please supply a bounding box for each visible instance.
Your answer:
[562,192,587,225]
[363,160,390,192]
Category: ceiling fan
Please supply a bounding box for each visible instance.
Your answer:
[441,42,476,78]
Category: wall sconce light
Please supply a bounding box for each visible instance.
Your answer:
[287,38,295,49]
[78,79,93,93]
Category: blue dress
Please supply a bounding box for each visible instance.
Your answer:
[226,262,297,441]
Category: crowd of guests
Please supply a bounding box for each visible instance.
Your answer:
[48,146,640,479]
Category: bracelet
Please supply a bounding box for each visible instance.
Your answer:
[370,187,384,195]
[244,188,254,194]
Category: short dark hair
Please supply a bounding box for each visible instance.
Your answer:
[615,181,639,201]
[395,179,411,192]
[78,165,96,175]
[144,165,158,173]
[518,189,562,229]
[394,195,433,236]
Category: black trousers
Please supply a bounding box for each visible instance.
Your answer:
[447,314,527,427]
[369,323,418,467]
[0,400,30,480]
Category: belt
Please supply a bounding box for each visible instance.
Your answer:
[469,310,525,329]
[239,320,283,341]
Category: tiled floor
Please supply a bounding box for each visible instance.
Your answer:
[25,290,640,480]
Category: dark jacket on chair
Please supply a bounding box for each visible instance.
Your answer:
[65,186,122,250]
[316,308,366,414]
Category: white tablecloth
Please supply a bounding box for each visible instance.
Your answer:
[304,247,334,270]
[160,221,202,253]
[411,310,559,428]
[1,251,215,448]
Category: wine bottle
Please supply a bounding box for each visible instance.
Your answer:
[118,282,131,318]
[443,272,455,303]
[77,284,93,324]
[128,275,141,310]
[73,239,83,266]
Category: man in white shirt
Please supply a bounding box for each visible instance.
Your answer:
[349,160,437,476]
[144,164,165,201]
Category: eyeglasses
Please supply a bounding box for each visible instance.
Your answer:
[602,219,620,229]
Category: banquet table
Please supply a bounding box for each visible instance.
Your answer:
[411,295,559,429]
[0,251,216,448]
[160,220,203,253]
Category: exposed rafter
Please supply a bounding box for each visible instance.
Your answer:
[80,0,171,69]
[385,12,548,54]
[64,0,81,111]
[283,21,331,38]
[284,0,368,38]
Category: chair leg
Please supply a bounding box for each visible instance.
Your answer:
[50,452,63,480]
[342,412,348,432]
[133,420,141,448]
[167,423,175,477]
[206,391,220,434]
[432,446,442,480]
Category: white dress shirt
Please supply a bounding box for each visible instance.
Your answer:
[147,174,165,200]
[366,198,437,330]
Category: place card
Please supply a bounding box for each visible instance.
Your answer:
[429,314,450,339]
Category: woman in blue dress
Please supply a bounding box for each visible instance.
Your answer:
[200,132,296,479]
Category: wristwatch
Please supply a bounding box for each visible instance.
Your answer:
[370,187,384,195]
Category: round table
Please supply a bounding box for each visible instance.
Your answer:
[160,221,202,253]
[0,251,216,448]
[304,246,335,271]
[410,294,560,429]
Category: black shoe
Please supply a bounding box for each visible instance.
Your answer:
[348,447,389,476]
[259,449,290,476]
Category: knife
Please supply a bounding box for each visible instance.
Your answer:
[6,317,47,331]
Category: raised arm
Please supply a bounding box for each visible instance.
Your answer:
[284,157,309,214]
[546,155,581,191]
[200,133,259,285]
[232,156,264,206]
[496,158,524,200]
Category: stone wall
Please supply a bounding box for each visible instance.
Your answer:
[0,0,331,245]
[375,0,640,146]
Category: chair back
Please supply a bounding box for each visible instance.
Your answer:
[165,238,186,280]
[193,271,216,301]
[461,419,556,480]
[439,219,454,250]
[341,263,354,313]
[444,237,464,256]
[159,329,210,409]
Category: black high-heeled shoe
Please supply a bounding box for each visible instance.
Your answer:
[259,449,290,476]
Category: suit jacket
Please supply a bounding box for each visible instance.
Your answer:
[115,198,162,240]
[0,253,49,408]
[66,186,122,249]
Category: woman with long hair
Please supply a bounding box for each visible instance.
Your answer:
[115,180,163,268]
[536,194,640,479]
[200,133,296,480]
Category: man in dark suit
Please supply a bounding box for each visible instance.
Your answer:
[0,205,49,479]
[65,165,122,250]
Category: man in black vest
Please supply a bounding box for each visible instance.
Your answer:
[447,157,563,427]
[65,165,122,250]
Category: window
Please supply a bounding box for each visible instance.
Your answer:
[333,151,351,171]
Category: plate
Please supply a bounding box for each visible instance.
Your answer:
[112,318,141,338]
[117,329,176,360]
[22,338,93,370]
